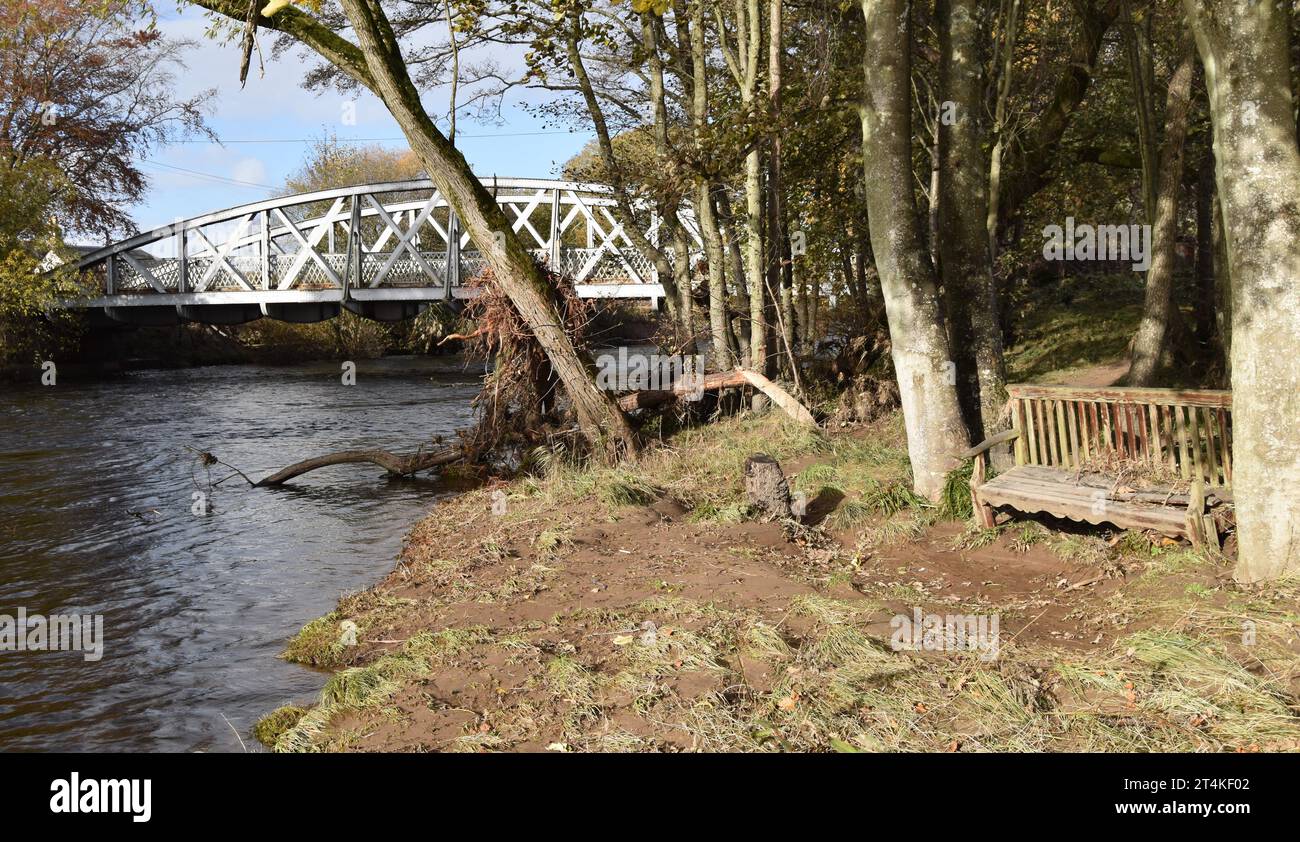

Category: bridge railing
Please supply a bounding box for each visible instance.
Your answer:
[75,177,696,304]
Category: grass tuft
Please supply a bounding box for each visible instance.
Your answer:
[253,705,307,748]
[939,461,974,521]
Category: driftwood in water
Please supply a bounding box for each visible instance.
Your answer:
[254,369,815,488]
[255,447,463,487]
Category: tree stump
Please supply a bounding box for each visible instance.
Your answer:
[744,454,792,520]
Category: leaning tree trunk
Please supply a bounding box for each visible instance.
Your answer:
[937,0,1008,445]
[200,0,638,460]
[339,0,637,459]
[860,0,970,499]
[1183,0,1300,582]
[1127,38,1195,386]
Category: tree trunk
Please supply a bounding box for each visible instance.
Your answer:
[1124,5,1160,225]
[807,269,819,344]
[1193,149,1218,359]
[1212,185,1231,379]
[641,14,697,353]
[1183,0,1300,582]
[197,0,639,460]
[745,149,768,379]
[338,0,637,459]
[688,4,733,369]
[997,0,1121,229]
[859,0,970,499]
[698,183,733,369]
[937,0,1008,444]
[768,0,795,375]
[733,0,768,381]
[986,0,1020,259]
[716,188,752,363]
[1128,38,1196,386]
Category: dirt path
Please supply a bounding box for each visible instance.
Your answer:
[1036,358,1130,387]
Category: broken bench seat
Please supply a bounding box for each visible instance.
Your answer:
[966,384,1233,548]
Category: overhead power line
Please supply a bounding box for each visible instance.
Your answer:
[168,129,580,144]
[137,159,277,191]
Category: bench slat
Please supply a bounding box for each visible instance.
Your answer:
[977,482,1188,535]
[1202,406,1219,485]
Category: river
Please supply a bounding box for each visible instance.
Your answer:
[0,356,479,752]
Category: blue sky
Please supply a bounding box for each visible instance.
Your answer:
[122,5,592,240]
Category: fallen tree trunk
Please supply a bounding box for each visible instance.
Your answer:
[256,447,463,487]
[617,370,749,411]
[617,367,818,428]
[737,368,818,428]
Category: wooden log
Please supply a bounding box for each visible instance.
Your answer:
[615,369,817,430]
[736,368,818,427]
[616,370,748,411]
[256,447,463,486]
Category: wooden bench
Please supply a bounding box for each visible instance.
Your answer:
[966,385,1233,547]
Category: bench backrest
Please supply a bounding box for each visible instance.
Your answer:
[1007,384,1233,488]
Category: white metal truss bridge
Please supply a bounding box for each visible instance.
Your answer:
[68,177,699,326]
